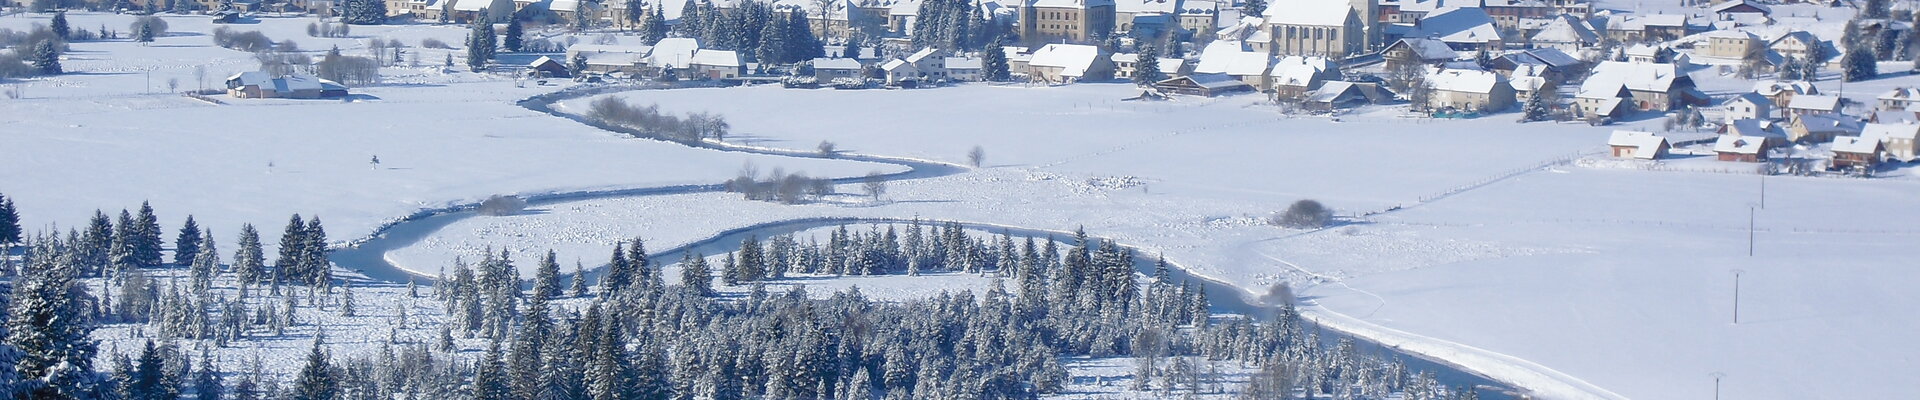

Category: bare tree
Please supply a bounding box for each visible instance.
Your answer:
[817,141,837,157]
[967,145,985,167]
[861,171,886,201]
[1272,199,1332,229]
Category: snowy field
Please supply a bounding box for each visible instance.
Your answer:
[0,12,898,249]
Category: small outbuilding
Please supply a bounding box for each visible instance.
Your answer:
[527,56,570,78]
[1153,73,1254,96]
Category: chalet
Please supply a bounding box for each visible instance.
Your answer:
[1785,95,1840,117]
[1722,92,1772,122]
[689,50,744,80]
[1877,87,1920,111]
[1304,81,1391,111]
[1268,56,1339,97]
[1153,73,1255,96]
[1425,67,1516,112]
[1027,44,1113,84]
[1530,14,1600,51]
[1787,113,1862,143]
[1607,131,1670,159]
[1714,119,1788,162]
[1382,38,1458,67]
[1710,0,1768,21]
[811,57,866,81]
[1860,122,1920,162]
[1829,136,1885,170]
[1752,80,1816,107]
[881,58,921,85]
[1575,61,1707,113]
[944,57,983,81]
[526,56,570,78]
[1767,31,1821,61]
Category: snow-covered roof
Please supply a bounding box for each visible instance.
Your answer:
[1711,0,1769,14]
[1726,92,1772,107]
[1193,41,1256,74]
[1262,0,1352,26]
[1713,134,1771,154]
[691,49,742,67]
[1177,0,1217,15]
[1831,136,1883,154]
[1501,48,1580,68]
[528,56,563,69]
[1787,94,1840,111]
[1726,118,1786,138]
[583,52,646,66]
[881,58,913,71]
[905,48,939,63]
[1624,43,1666,57]
[1162,72,1251,89]
[1394,0,1447,13]
[1115,0,1177,14]
[1268,57,1330,87]
[1391,38,1457,60]
[889,0,920,15]
[1030,0,1115,9]
[1752,80,1816,96]
[1426,67,1506,94]
[1861,122,1920,142]
[1028,44,1103,77]
[1577,61,1690,99]
[945,57,982,69]
[1607,131,1668,159]
[227,71,271,86]
[1703,29,1759,40]
[1875,110,1918,124]
[1307,80,1360,103]
[1408,6,1501,44]
[568,44,651,55]
[648,38,701,68]
[1532,14,1600,44]
[1609,14,1687,30]
[811,57,864,70]
[1796,114,1862,133]
[1878,87,1919,101]
[452,0,499,12]
[275,74,323,92]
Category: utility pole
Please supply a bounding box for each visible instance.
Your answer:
[1748,206,1755,257]
[1759,172,1767,209]
[1731,269,1744,324]
[1711,372,1725,400]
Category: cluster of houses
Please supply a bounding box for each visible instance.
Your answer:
[563,38,748,80]
[1602,81,1920,173]
[224,72,351,99]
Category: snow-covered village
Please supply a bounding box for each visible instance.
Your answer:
[1,0,1918,397]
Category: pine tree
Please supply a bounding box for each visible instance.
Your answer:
[132,340,181,400]
[680,252,713,296]
[1521,92,1549,122]
[570,261,588,298]
[534,250,560,299]
[1133,44,1162,85]
[1845,44,1879,82]
[302,217,329,287]
[233,224,265,286]
[757,11,788,64]
[676,0,704,38]
[503,19,523,52]
[12,241,99,399]
[340,282,356,317]
[982,37,1009,82]
[640,5,668,45]
[135,22,156,44]
[345,0,387,24]
[50,12,70,40]
[174,216,202,267]
[466,16,497,71]
[291,338,337,400]
[189,230,219,294]
[135,201,163,269]
[0,194,19,245]
[192,350,223,400]
[28,39,61,75]
[1242,0,1266,17]
[275,215,306,282]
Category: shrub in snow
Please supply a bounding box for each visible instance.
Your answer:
[477,195,527,216]
[212,27,275,52]
[420,38,452,49]
[1272,200,1332,229]
[128,16,169,38]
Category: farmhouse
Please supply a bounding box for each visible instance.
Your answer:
[1424,67,1515,112]
[1787,113,1862,143]
[1877,87,1920,111]
[1268,56,1339,97]
[944,57,983,81]
[1714,119,1787,162]
[1830,136,1885,170]
[1860,122,1920,162]
[1710,0,1769,20]
[1785,94,1841,117]
[1607,130,1670,159]
[1530,14,1601,51]
[689,50,745,80]
[1722,92,1772,122]
[1752,80,1816,107]
[811,58,866,81]
[1399,6,1503,51]
[1153,73,1254,96]
[1698,29,1760,59]
[1027,44,1114,84]
[225,72,347,99]
[526,56,570,78]
[1767,31,1821,61]
[1575,61,1706,113]
[1195,42,1275,88]
[1304,81,1391,111]
[1382,38,1459,67]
